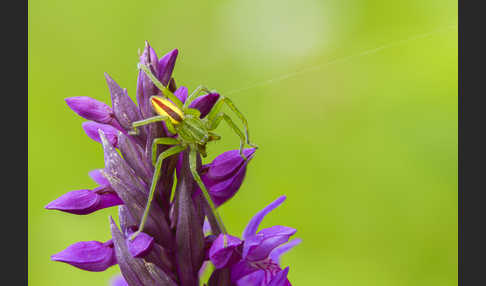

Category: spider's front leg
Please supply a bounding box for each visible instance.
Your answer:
[206,95,258,152]
[128,115,176,135]
[207,112,247,160]
[183,85,213,108]
[130,142,187,240]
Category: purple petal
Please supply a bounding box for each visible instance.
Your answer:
[51,240,116,272]
[136,69,153,119]
[203,160,249,206]
[242,195,287,240]
[94,187,124,208]
[117,132,153,184]
[174,152,205,285]
[269,238,302,264]
[126,231,154,258]
[89,169,110,186]
[111,275,129,286]
[82,121,120,147]
[45,189,123,215]
[174,86,188,103]
[235,270,265,286]
[188,93,220,118]
[158,49,178,86]
[209,234,242,269]
[207,149,256,181]
[231,260,260,284]
[105,73,143,132]
[243,226,297,261]
[45,189,99,215]
[267,267,290,286]
[65,96,114,124]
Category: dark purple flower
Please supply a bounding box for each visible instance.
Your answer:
[208,195,300,286]
[51,240,116,272]
[197,148,256,206]
[48,43,280,286]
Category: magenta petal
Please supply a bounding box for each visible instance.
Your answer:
[209,234,242,269]
[89,169,110,186]
[207,148,256,181]
[242,195,286,240]
[174,86,188,103]
[45,189,99,215]
[158,49,178,86]
[46,189,122,215]
[65,96,113,124]
[269,238,302,264]
[235,270,265,286]
[231,260,260,284]
[188,93,220,118]
[126,231,154,258]
[51,240,116,272]
[243,226,297,261]
[205,164,248,206]
[96,189,124,208]
[82,121,120,147]
[268,267,290,286]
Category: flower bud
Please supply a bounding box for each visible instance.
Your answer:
[198,148,256,206]
[158,48,178,86]
[189,93,220,118]
[45,188,123,215]
[83,121,120,147]
[65,96,113,124]
[125,229,154,258]
[51,240,116,272]
[174,86,188,103]
[105,73,142,132]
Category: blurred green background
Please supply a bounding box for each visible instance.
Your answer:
[28,0,457,285]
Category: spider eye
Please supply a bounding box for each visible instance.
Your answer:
[150,96,184,124]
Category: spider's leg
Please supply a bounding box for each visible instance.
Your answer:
[208,132,221,142]
[208,112,247,160]
[207,96,258,149]
[138,63,183,108]
[188,145,227,234]
[130,144,187,240]
[151,137,180,166]
[129,115,169,135]
[184,85,212,108]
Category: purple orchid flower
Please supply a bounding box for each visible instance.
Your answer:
[197,148,256,207]
[208,195,301,286]
[45,43,297,286]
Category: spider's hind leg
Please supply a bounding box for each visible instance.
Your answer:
[130,143,187,240]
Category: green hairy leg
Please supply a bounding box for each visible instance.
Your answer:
[130,144,187,240]
[189,146,227,234]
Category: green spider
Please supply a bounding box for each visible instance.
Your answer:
[129,63,257,239]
